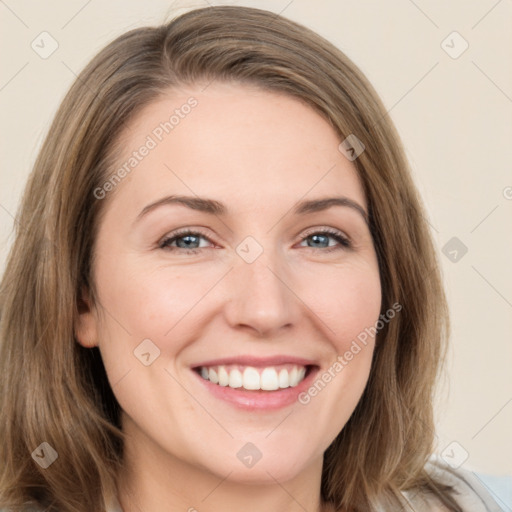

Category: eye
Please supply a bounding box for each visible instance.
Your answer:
[159,227,352,255]
[159,229,213,254]
[297,228,352,253]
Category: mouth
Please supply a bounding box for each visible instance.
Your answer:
[191,357,320,410]
[194,363,313,391]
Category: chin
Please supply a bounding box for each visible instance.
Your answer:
[197,445,318,485]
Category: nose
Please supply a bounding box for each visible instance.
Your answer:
[223,245,300,337]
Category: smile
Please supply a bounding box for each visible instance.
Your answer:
[197,364,308,391]
[191,355,319,410]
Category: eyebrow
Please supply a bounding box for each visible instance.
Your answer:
[135,194,369,225]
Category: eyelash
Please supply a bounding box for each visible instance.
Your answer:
[158,227,352,255]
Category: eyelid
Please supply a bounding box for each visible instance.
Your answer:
[158,227,214,248]
[299,225,350,241]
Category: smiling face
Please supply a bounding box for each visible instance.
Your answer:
[75,81,382,488]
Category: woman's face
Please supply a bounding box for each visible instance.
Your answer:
[76,82,381,484]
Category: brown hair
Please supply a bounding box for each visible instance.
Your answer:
[0,5,458,512]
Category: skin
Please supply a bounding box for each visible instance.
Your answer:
[75,82,382,512]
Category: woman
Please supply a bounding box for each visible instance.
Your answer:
[0,5,504,512]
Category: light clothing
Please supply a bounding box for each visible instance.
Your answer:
[400,455,509,511]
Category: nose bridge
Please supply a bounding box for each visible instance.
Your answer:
[225,234,297,334]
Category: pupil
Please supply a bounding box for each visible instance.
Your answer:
[310,234,327,248]
[179,235,198,248]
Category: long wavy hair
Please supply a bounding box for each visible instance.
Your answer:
[0,5,458,512]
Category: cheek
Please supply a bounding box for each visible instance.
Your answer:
[94,254,215,335]
[297,260,382,349]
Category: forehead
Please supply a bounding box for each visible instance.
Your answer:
[108,82,366,212]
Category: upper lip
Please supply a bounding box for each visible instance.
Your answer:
[191,355,319,368]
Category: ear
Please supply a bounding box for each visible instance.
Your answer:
[74,284,99,348]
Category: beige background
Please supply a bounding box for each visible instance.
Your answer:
[1,0,511,484]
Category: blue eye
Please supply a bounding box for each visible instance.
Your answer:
[299,229,351,252]
[159,230,209,254]
[159,228,351,254]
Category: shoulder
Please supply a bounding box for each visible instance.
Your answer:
[402,454,509,511]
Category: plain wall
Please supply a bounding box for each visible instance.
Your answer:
[1,0,511,479]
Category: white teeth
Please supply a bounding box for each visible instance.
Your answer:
[228,369,243,388]
[243,367,260,390]
[260,368,279,390]
[278,368,290,388]
[218,366,229,386]
[208,368,219,384]
[289,366,298,387]
[198,364,308,391]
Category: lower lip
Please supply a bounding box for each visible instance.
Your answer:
[192,367,319,411]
